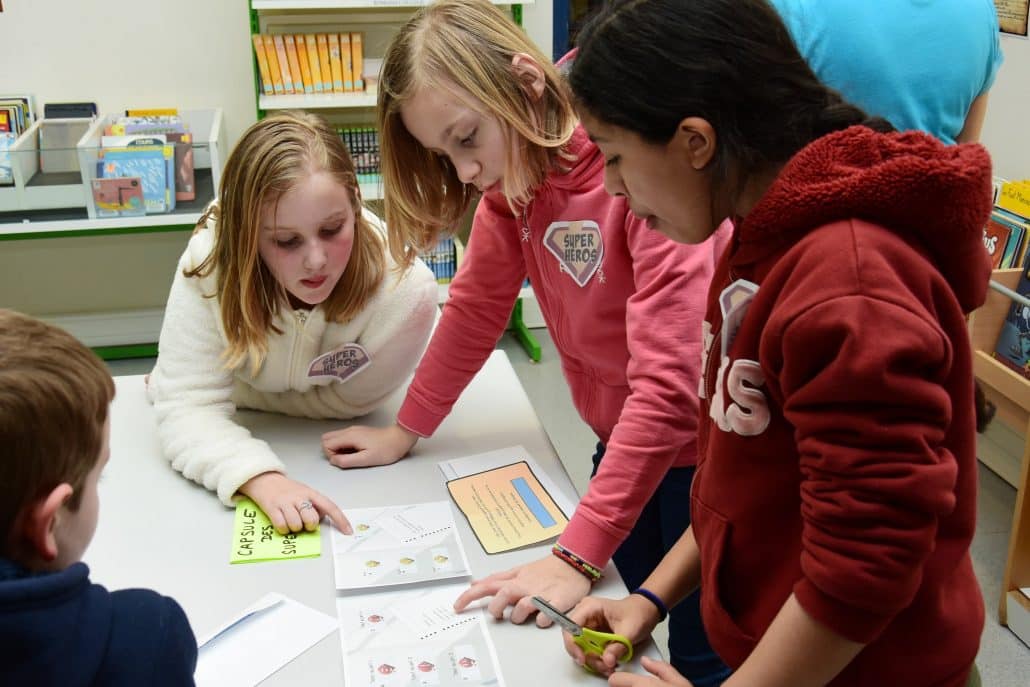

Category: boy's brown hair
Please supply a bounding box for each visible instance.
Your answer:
[0,309,115,556]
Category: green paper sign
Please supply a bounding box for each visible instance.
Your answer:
[230,497,321,564]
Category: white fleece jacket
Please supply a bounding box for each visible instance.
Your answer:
[147,208,438,505]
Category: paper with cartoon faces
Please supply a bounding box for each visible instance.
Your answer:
[337,584,505,687]
[331,501,472,590]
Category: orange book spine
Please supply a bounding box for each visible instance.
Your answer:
[328,33,345,94]
[272,34,294,94]
[339,32,354,92]
[292,34,314,94]
[304,34,324,94]
[284,35,305,94]
[263,35,285,95]
[350,32,364,92]
[316,34,333,93]
[252,35,274,95]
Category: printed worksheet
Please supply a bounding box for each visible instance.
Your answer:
[337,583,505,687]
[331,502,471,590]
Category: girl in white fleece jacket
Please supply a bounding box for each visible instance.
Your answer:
[147,111,438,535]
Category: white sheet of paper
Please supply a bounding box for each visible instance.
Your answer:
[438,445,578,517]
[331,502,472,590]
[195,592,337,687]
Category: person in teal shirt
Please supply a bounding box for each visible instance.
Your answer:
[769,0,1004,144]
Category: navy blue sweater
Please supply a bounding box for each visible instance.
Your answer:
[0,558,196,686]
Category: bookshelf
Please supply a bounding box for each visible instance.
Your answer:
[968,268,1030,640]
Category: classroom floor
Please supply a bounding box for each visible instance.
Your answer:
[107,327,1029,683]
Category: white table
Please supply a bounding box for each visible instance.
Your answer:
[86,350,657,684]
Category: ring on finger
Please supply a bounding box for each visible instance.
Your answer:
[298,499,314,511]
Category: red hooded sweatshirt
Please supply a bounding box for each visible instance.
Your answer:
[694,126,991,685]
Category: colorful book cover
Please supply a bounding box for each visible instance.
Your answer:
[998,180,1030,222]
[284,34,306,94]
[294,34,314,94]
[91,176,145,218]
[263,34,285,95]
[166,132,195,202]
[339,32,354,92]
[107,115,186,136]
[993,209,1029,270]
[305,34,324,93]
[328,33,345,94]
[0,131,16,185]
[98,146,170,213]
[992,252,1030,380]
[125,108,178,117]
[252,34,274,95]
[316,34,333,93]
[984,216,1013,270]
[350,32,364,91]
[273,34,295,94]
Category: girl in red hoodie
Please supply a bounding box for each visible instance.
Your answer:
[320,1,728,683]
[565,1,991,686]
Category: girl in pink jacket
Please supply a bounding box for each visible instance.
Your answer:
[322,3,727,682]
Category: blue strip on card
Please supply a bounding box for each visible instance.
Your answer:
[512,477,556,527]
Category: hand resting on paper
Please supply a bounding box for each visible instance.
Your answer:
[321,422,418,469]
[453,554,592,627]
[238,471,352,535]
[563,594,663,676]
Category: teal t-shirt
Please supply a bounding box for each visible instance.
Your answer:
[769,0,1004,144]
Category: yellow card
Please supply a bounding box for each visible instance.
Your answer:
[230,497,321,564]
[446,461,568,554]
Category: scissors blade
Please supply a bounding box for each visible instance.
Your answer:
[530,596,582,636]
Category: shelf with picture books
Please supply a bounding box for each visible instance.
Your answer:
[0,108,226,239]
[969,178,1030,637]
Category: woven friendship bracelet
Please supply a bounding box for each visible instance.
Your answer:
[632,587,669,622]
[552,543,603,582]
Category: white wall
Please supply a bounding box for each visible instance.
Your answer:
[0,0,257,149]
[982,33,1030,181]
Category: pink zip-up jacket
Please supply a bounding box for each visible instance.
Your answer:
[397,125,723,567]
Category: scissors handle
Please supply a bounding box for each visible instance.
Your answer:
[575,628,634,668]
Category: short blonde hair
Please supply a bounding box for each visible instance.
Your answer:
[188,111,385,373]
[0,309,115,555]
[378,0,577,267]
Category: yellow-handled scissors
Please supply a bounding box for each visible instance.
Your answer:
[531,596,633,673]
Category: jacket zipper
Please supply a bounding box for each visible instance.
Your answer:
[290,309,309,384]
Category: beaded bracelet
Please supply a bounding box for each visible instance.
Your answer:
[632,587,669,622]
[552,543,603,582]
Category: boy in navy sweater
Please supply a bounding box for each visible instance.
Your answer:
[0,309,197,686]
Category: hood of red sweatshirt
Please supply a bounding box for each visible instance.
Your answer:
[732,126,994,313]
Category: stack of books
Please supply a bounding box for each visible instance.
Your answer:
[252,32,365,96]
[338,127,379,187]
[421,237,459,284]
[988,178,1030,380]
[92,110,195,217]
[0,95,34,185]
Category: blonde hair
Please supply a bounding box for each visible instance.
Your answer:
[378,0,577,267]
[0,309,115,555]
[187,111,385,373]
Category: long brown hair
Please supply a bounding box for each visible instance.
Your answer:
[378,0,577,267]
[187,111,385,373]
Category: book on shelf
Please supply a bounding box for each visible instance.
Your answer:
[98,144,175,213]
[284,35,307,95]
[263,34,285,95]
[272,34,295,95]
[0,95,34,185]
[328,33,345,94]
[316,34,333,93]
[253,34,274,96]
[304,34,324,94]
[339,32,354,92]
[421,236,459,284]
[351,32,364,91]
[294,34,315,94]
[992,249,1030,380]
[91,176,145,218]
